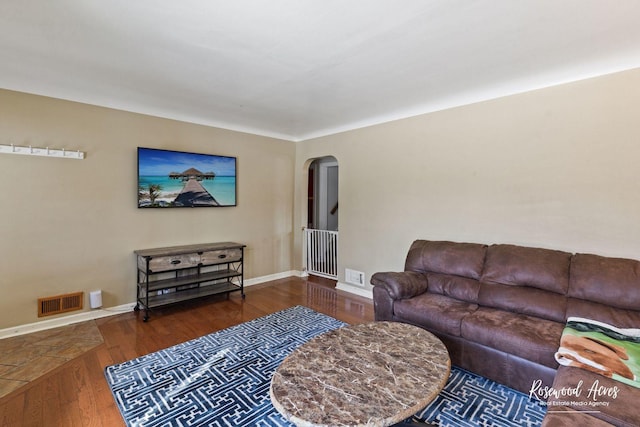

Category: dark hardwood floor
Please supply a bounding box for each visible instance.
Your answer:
[0,276,374,427]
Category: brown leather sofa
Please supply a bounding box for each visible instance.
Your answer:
[371,240,640,427]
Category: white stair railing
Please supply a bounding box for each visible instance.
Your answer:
[305,228,338,279]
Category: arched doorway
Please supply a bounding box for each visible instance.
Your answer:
[306,156,338,279]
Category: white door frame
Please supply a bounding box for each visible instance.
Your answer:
[317,160,338,231]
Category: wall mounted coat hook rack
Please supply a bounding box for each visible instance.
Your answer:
[0,143,85,159]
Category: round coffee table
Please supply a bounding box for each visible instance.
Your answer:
[270,321,450,427]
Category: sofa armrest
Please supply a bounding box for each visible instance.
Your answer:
[370,271,428,300]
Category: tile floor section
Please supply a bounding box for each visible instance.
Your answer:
[0,320,104,399]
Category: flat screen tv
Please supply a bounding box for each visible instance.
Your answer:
[138,147,237,208]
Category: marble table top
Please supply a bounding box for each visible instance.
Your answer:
[270,321,451,427]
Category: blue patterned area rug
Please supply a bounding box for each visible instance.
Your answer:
[105,306,344,426]
[105,306,546,426]
[418,367,546,426]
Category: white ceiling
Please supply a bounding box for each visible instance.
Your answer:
[2,1,640,141]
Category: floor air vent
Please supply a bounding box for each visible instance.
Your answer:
[38,292,84,317]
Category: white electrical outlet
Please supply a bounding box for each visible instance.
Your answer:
[345,268,365,286]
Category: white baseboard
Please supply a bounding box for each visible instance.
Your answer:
[0,271,310,339]
[336,281,373,299]
[244,270,305,285]
[0,271,372,339]
[0,303,137,339]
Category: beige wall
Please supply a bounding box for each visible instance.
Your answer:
[3,67,640,329]
[294,68,640,293]
[0,90,295,329]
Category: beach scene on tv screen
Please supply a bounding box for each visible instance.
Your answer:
[138,148,236,207]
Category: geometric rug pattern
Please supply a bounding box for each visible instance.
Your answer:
[418,367,547,427]
[105,305,547,426]
[105,306,346,426]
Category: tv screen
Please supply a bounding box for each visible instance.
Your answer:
[138,147,237,208]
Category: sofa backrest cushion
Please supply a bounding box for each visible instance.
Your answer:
[569,253,640,310]
[478,282,567,322]
[480,244,571,294]
[426,272,481,304]
[405,240,487,279]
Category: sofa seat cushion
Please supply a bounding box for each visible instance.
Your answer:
[566,298,640,329]
[547,366,640,427]
[394,293,478,337]
[542,407,616,426]
[460,307,563,368]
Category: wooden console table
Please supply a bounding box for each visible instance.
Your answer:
[134,242,245,321]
